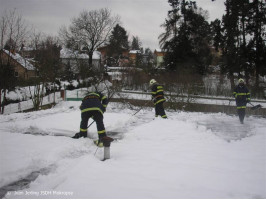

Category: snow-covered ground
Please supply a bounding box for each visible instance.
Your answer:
[0,101,265,198]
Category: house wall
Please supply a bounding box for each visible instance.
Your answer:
[0,50,36,80]
[154,51,166,67]
[156,56,164,67]
[129,53,137,60]
[122,50,129,57]
[61,58,101,74]
[97,46,129,66]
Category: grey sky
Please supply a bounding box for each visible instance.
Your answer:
[0,0,225,50]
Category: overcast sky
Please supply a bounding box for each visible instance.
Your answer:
[0,0,225,50]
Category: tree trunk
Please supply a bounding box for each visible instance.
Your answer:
[245,70,250,86]
[0,89,2,114]
[40,84,43,108]
[1,89,7,114]
[53,82,56,104]
[88,51,93,69]
[254,0,261,88]
[229,72,235,91]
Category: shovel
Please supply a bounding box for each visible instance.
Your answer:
[248,102,262,110]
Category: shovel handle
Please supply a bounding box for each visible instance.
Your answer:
[248,102,254,107]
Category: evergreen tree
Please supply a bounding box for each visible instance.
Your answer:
[210,19,222,52]
[220,0,241,88]
[160,0,212,74]
[220,0,265,89]
[107,24,129,58]
[248,0,266,86]
[131,36,142,50]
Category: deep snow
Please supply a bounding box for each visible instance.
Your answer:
[0,101,265,198]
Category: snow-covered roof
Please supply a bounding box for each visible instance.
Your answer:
[3,49,35,70]
[60,48,101,60]
[154,49,165,53]
[129,50,141,54]
[21,46,35,51]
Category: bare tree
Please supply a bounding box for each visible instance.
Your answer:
[0,12,8,49]
[28,34,62,110]
[29,29,43,50]
[60,8,120,68]
[0,9,29,114]
[0,9,29,50]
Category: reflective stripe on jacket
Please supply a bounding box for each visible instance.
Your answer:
[80,92,108,114]
[151,84,166,105]
[233,85,250,108]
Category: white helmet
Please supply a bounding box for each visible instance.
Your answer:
[149,79,157,86]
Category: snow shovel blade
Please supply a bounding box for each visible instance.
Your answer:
[251,104,262,110]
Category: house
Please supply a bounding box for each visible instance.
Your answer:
[154,49,166,68]
[60,48,101,73]
[97,45,129,67]
[129,50,141,65]
[0,49,37,79]
[20,45,36,59]
[97,46,108,61]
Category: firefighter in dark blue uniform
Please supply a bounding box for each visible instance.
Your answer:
[150,79,167,119]
[73,92,108,143]
[233,78,250,124]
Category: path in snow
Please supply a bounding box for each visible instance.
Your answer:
[0,166,53,198]
[167,111,265,142]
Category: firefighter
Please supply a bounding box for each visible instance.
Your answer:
[233,78,250,124]
[72,91,110,145]
[150,79,167,119]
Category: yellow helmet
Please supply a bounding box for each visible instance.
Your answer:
[149,79,157,86]
[238,78,244,84]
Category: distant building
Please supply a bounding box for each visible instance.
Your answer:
[97,46,109,61]
[97,45,129,67]
[0,49,37,79]
[19,45,36,59]
[60,48,101,73]
[154,49,166,68]
[129,50,141,65]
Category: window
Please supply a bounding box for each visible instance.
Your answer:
[14,71,19,77]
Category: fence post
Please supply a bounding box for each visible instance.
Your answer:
[60,90,65,101]
[18,102,21,112]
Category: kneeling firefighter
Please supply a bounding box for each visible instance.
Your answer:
[73,92,111,145]
[150,79,167,119]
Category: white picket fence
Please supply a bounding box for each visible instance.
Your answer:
[2,92,62,115]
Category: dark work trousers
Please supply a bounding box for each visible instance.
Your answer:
[237,108,246,124]
[80,110,106,138]
[155,102,167,118]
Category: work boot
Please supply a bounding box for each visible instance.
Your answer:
[72,132,87,139]
[94,136,114,147]
[94,140,104,147]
